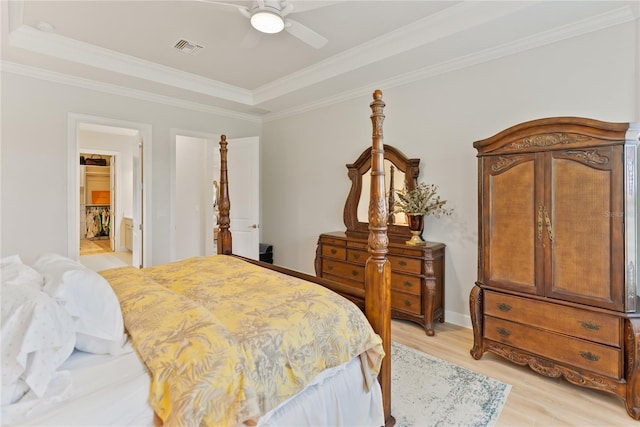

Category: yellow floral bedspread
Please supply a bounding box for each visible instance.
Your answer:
[100,255,384,427]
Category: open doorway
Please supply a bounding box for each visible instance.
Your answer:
[169,131,260,262]
[78,148,131,270]
[68,114,152,269]
[79,152,116,253]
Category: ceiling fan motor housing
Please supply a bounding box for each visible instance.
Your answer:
[250,1,286,33]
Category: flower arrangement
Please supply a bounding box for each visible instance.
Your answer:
[394,182,453,218]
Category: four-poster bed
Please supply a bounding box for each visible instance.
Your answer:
[216,89,394,426]
[1,90,394,427]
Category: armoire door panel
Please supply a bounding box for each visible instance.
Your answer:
[484,155,538,293]
[546,148,624,310]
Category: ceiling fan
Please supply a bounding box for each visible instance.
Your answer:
[204,0,329,49]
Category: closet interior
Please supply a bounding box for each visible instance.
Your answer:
[80,154,112,253]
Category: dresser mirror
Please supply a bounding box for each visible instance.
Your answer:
[343,144,420,240]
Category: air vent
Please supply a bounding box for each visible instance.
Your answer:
[174,39,204,56]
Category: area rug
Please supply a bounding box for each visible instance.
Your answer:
[392,341,511,427]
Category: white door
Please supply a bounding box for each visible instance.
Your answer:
[175,136,214,260]
[132,140,143,268]
[109,158,116,251]
[227,137,259,260]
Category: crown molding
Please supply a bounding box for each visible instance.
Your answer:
[5,1,636,123]
[0,61,262,123]
[253,1,534,104]
[8,24,254,105]
[262,5,637,123]
[8,0,531,108]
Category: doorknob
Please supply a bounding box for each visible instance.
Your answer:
[249,224,258,229]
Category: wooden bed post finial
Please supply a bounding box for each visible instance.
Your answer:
[366,89,394,426]
[217,135,232,255]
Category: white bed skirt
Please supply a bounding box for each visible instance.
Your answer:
[4,348,383,427]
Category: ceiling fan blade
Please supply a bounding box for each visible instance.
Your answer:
[285,18,327,49]
[237,5,251,18]
[280,1,294,17]
[195,0,247,10]
[287,1,343,13]
[195,1,253,19]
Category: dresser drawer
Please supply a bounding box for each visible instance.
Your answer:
[347,240,368,250]
[320,237,346,246]
[388,255,422,274]
[321,272,364,291]
[484,291,622,347]
[391,272,421,296]
[391,291,421,315]
[347,249,368,264]
[322,259,364,283]
[322,245,346,260]
[485,316,622,379]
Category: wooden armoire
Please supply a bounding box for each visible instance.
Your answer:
[469,117,640,419]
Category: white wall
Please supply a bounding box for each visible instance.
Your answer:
[261,21,640,327]
[1,72,260,265]
[1,17,637,326]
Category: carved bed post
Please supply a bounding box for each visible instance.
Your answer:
[217,135,232,255]
[365,90,394,426]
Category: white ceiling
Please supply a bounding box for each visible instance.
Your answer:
[2,1,638,120]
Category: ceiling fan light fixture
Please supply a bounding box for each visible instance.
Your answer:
[250,10,284,34]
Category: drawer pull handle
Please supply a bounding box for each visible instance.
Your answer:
[399,261,407,266]
[496,327,511,337]
[351,270,359,277]
[330,248,337,255]
[403,281,412,288]
[497,303,512,312]
[580,351,600,362]
[404,300,412,307]
[580,321,601,331]
[327,265,334,271]
[353,253,360,259]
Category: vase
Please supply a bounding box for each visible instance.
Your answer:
[406,214,426,246]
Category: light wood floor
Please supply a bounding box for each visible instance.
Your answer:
[392,320,636,426]
[79,238,111,255]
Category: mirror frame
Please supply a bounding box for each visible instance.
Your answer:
[343,144,420,240]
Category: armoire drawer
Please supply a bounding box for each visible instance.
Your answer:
[391,272,421,296]
[322,259,364,284]
[484,291,622,347]
[485,316,623,379]
[321,245,346,260]
[391,291,421,315]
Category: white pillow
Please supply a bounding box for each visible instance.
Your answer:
[1,262,45,291]
[1,284,75,402]
[1,254,23,265]
[32,253,127,355]
[75,333,133,355]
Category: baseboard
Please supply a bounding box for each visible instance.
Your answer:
[444,310,472,329]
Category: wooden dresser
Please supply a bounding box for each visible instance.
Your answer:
[470,117,640,419]
[315,232,445,336]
